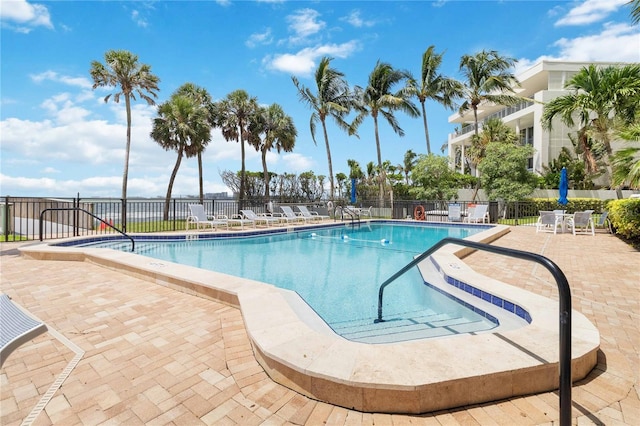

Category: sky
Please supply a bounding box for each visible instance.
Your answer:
[1,0,639,199]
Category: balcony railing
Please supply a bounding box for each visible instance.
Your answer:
[454,100,535,137]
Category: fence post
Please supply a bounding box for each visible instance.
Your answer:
[172,198,176,232]
[121,198,127,232]
[2,196,8,242]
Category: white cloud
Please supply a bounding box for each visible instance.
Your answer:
[246,28,273,48]
[30,70,93,89]
[131,10,148,28]
[265,41,360,75]
[516,21,640,74]
[555,0,628,26]
[0,0,53,32]
[341,10,376,28]
[286,8,325,44]
[279,153,316,173]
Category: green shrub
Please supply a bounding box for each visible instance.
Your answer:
[607,199,640,240]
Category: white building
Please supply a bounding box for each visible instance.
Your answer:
[447,60,629,177]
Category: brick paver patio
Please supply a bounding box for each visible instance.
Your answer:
[1,226,638,425]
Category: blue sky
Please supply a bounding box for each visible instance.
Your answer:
[1,0,639,198]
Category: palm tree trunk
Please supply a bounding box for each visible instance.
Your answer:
[470,106,481,201]
[321,120,335,200]
[164,146,184,221]
[122,94,132,231]
[239,121,246,210]
[198,152,204,204]
[421,101,431,154]
[373,114,384,207]
[262,148,270,202]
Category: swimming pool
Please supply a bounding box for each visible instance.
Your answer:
[77,222,525,342]
[23,221,600,413]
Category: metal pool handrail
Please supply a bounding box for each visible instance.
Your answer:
[375,237,572,426]
[39,207,135,252]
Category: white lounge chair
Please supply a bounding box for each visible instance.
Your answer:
[359,206,373,218]
[566,210,595,236]
[536,210,564,234]
[463,204,489,223]
[297,205,329,221]
[187,204,229,231]
[228,214,255,230]
[1,294,47,368]
[240,209,282,227]
[280,206,306,223]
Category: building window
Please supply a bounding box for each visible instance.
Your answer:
[519,127,534,146]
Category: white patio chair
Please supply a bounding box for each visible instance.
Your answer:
[297,205,329,221]
[240,209,282,227]
[566,210,595,236]
[463,204,489,223]
[187,204,229,231]
[536,210,563,234]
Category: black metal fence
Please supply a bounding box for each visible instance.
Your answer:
[0,196,607,242]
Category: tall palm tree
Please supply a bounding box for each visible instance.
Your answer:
[612,122,640,189]
[90,50,160,229]
[150,94,210,220]
[541,64,640,192]
[629,0,640,24]
[353,60,420,205]
[174,83,213,203]
[249,104,297,202]
[411,45,464,154]
[212,90,259,205]
[292,56,358,200]
[458,50,521,138]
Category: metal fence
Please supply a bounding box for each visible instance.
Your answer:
[1,196,607,242]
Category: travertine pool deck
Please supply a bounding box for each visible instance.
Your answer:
[1,225,638,425]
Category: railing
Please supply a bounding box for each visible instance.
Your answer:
[335,205,360,226]
[2,196,608,242]
[375,237,572,426]
[40,208,135,252]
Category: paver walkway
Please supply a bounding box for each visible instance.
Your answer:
[1,226,638,425]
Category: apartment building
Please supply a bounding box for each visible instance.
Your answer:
[447,60,627,177]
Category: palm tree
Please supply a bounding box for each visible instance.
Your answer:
[458,50,521,138]
[292,56,358,200]
[403,149,417,184]
[353,60,420,205]
[629,0,640,24]
[541,64,640,192]
[173,83,213,203]
[212,90,259,205]
[411,46,464,154]
[150,94,210,220]
[90,50,160,229]
[249,104,297,202]
[611,121,640,189]
[467,117,518,169]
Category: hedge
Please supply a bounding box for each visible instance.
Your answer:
[607,198,640,240]
[526,198,607,214]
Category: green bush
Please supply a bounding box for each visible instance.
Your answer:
[527,198,606,214]
[607,199,640,240]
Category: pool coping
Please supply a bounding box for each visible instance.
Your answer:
[19,220,600,414]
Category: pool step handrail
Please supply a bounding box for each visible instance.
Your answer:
[375,237,572,426]
[39,207,135,252]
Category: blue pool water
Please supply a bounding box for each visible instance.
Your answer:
[84,222,500,341]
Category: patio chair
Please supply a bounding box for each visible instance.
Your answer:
[280,206,306,223]
[1,294,47,368]
[595,211,612,233]
[463,204,489,223]
[228,214,255,230]
[297,205,329,221]
[187,204,229,231]
[566,210,595,236]
[240,209,282,227]
[536,211,563,234]
[359,206,373,218]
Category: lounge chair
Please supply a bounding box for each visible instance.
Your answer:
[187,204,229,231]
[536,210,564,234]
[1,294,47,368]
[240,209,282,227]
[297,205,329,221]
[566,210,595,236]
[359,206,373,218]
[463,204,489,223]
[595,211,612,233]
[280,206,306,223]
[228,214,255,230]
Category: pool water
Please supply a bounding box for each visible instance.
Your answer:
[90,223,500,341]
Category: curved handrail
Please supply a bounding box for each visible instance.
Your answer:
[375,237,572,426]
[39,207,135,252]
